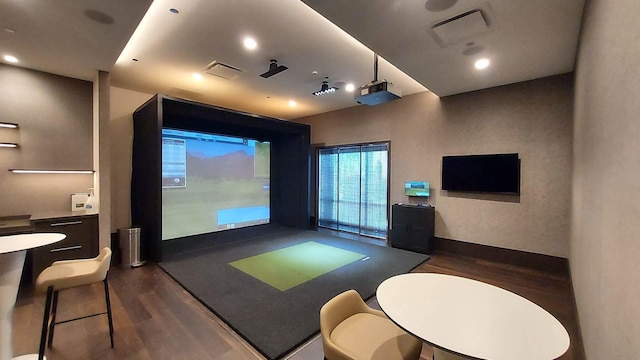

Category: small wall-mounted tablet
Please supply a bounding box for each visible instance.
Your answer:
[405,181,430,197]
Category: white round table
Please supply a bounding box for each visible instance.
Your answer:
[0,233,66,360]
[376,273,570,360]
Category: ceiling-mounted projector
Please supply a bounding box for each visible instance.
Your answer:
[355,80,402,106]
[356,53,402,106]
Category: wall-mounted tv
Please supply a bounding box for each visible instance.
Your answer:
[405,181,430,197]
[442,153,520,194]
[161,128,270,240]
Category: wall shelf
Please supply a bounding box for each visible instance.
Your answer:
[9,169,94,174]
[0,122,19,129]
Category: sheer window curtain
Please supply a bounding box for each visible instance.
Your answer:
[318,143,389,238]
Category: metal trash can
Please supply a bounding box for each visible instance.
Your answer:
[118,227,145,268]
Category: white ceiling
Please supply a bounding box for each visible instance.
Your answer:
[0,0,585,120]
[0,0,152,81]
[303,0,586,96]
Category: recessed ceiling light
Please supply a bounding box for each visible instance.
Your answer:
[474,58,490,70]
[243,37,257,50]
[425,0,458,12]
[4,55,18,63]
[345,83,355,92]
[132,58,139,62]
[192,73,203,81]
[463,46,484,56]
[84,9,114,25]
[288,100,297,107]
[169,8,179,14]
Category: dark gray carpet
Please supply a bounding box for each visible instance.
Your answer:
[159,226,429,359]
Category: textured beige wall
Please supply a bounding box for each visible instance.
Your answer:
[298,75,573,257]
[0,64,93,216]
[109,87,153,232]
[571,0,640,358]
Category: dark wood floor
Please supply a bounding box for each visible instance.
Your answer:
[12,245,584,360]
[415,253,585,360]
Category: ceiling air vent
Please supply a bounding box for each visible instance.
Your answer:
[205,61,243,80]
[431,10,491,47]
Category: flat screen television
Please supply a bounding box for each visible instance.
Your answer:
[161,128,270,240]
[405,181,430,197]
[442,153,520,194]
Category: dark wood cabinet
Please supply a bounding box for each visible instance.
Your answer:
[389,204,434,254]
[30,214,98,282]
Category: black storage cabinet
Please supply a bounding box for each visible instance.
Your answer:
[389,204,435,254]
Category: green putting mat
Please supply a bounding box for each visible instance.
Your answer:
[229,241,365,291]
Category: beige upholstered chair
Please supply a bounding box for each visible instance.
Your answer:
[320,289,422,360]
[35,247,114,360]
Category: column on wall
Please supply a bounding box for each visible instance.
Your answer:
[94,70,111,249]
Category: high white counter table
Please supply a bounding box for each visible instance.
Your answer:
[376,273,570,360]
[0,233,66,360]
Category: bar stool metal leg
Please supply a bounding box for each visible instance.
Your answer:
[104,278,114,348]
[47,290,59,347]
[39,286,54,360]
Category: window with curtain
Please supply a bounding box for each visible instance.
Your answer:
[318,143,389,238]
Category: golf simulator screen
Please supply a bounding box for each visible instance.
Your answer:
[161,128,270,240]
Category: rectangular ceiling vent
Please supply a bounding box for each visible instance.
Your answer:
[431,10,491,47]
[205,61,243,80]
